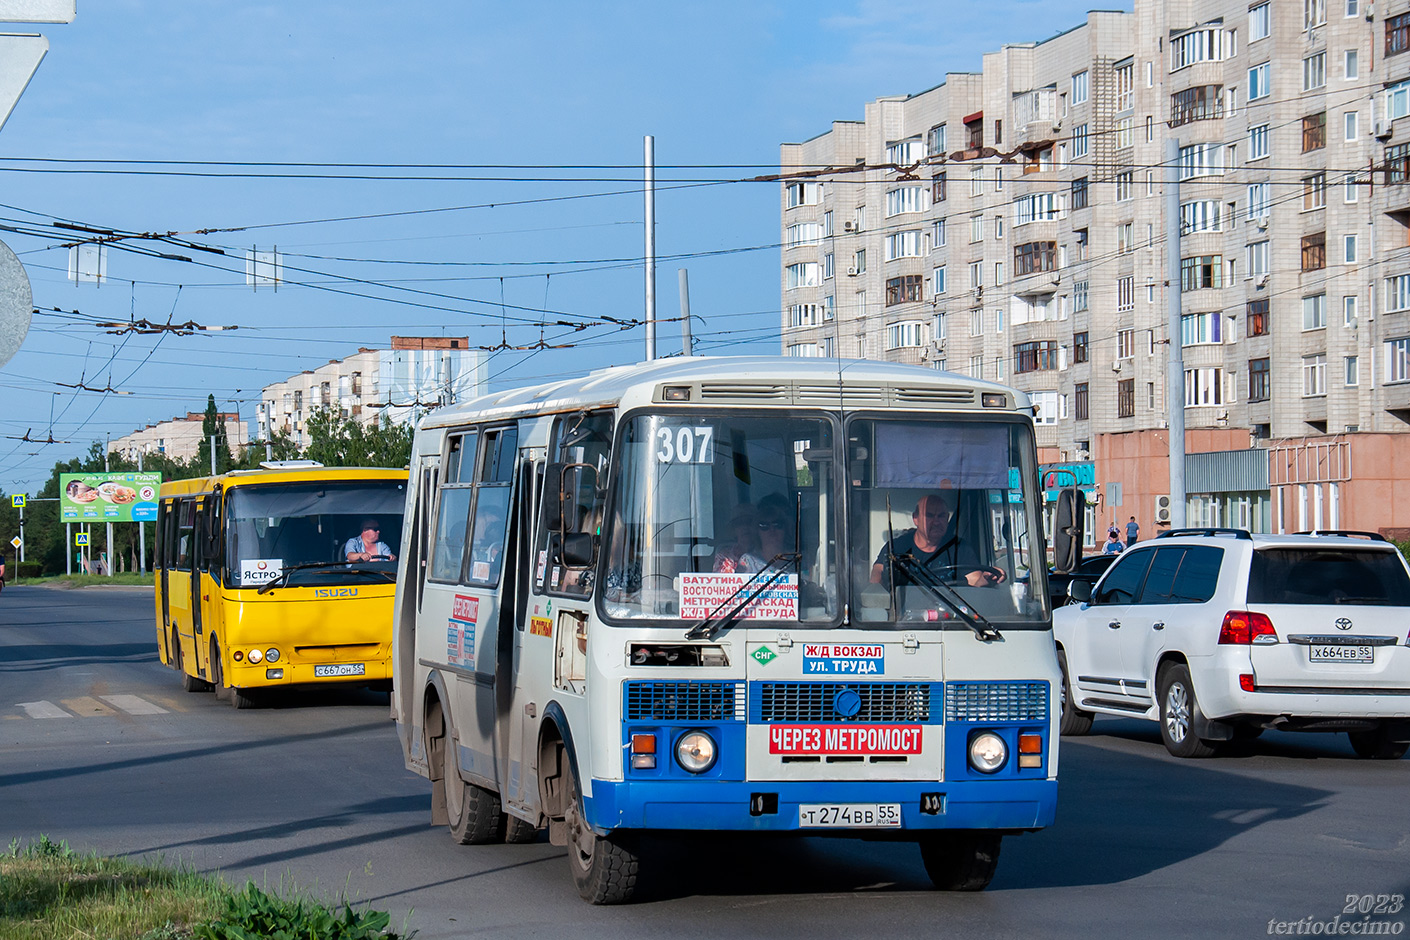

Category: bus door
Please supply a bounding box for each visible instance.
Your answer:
[190,496,207,678]
[394,453,437,733]
[199,489,225,671]
[166,498,195,671]
[156,500,171,659]
[505,449,543,814]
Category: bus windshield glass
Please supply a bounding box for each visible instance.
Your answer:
[849,417,1048,627]
[225,481,406,588]
[603,412,839,623]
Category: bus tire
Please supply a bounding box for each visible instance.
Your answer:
[446,766,503,845]
[1057,651,1092,736]
[919,830,1002,891]
[563,760,638,904]
[503,816,539,844]
[175,631,211,692]
[230,685,260,710]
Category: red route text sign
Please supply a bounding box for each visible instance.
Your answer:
[768,724,924,755]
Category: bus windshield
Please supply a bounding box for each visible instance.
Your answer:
[603,412,839,623]
[848,416,1048,628]
[225,481,406,588]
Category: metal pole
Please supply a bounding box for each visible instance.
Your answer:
[66,522,71,575]
[105,435,113,577]
[138,450,146,575]
[210,433,217,477]
[17,503,22,564]
[644,135,657,361]
[677,268,693,356]
[1165,137,1187,529]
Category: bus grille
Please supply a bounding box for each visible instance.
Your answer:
[623,681,742,722]
[750,683,938,724]
[944,682,1048,722]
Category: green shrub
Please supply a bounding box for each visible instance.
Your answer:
[194,883,405,940]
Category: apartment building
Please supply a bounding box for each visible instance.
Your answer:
[781,0,1410,539]
[109,411,247,463]
[257,336,486,448]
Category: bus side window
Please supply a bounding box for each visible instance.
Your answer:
[466,425,518,586]
[175,499,194,570]
[154,501,167,565]
[429,431,477,582]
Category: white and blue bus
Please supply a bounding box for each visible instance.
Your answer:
[391,356,1065,903]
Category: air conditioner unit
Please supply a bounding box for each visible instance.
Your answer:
[1256,273,1269,288]
[1367,1,1375,21]
[1154,494,1173,525]
[846,266,859,277]
[1074,449,1090,461]
[844,220,857,232]
[1256,218,1269,231]
[1375,119,1393,140]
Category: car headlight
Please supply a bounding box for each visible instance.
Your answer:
[675,731,717,773]
[968,732,1008,774]
[247,648,263,664]
[265,648,280,663]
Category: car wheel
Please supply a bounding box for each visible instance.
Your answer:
[563,759,639,903]
[1057,651,1093,736]
[919,830,1003,891]
[1347,727,1409,760]
[1157,664,1218,758]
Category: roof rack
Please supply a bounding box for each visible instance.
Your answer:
[1155,527,1253,540]
[1295,529,1388,542]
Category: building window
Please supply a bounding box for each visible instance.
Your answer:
[1182,311,1224,345]
[1075,383,1089,421]
[1387,143,1410,184]
[788,304,822,327]
[787,343,825,358]
[1180,200,1222,234]
[933,311,947,340]
[927,123,947,156]
[1117,222,1134,254]
[885,137,923,165]
[1388,12,1410,56]
[1249,358,1271,401]
[1115,171,1134,202]
[785,182,820,208]
[1171,28,1224,70]
[933,265,945,295]
[885,275,923,306]
[1171,85,1224,126]
[1071,177,1089,211]
[1074,280,1089,312]
[1387,274,1410,312]
[1178,142,1224,179]
[932,217,947,246]
[854,249,867,274]
[1117,379,1136,417]
[1302,112,1327,152]
[884,230,922,261]
[1303,172,1327,210]
[931,172,947,203]
[1344,294,1358,326]
[885,186,928,217]
[1303,354,1327,396]
[969,355,984,379]
[1345,111,1359,141]
[969,261,983,290]
[1014,340,1059,374]
[1248,299,1270,336]
[1390,80,1410,120]
[1181,255,1224,291]
[1345,355,1360,386]
[786,262,819,289]
[1014,241,1057,275]
[1117,277,1135,312]
[1303,293,1327,329]
[1249,124,1269,160]
[1246,182,1271,220]
[1306,0,1327,28]
[1346,50,1360,80]
[1073,331,1089,363]
[1303,52,1327,91]
[970,215,984,243]
[1344,234,1358,264]
[1115,62,1134,111]
[1387,337,1410,383]
[970,309,985,336]
[1117,328,1135,359]
[1071,123,1089,158]
[824,253,835,279]
[1250,3,1271,41]
[1248,62,1271,99]
[965,118,983,149]
[1072,70,1089,104]
[885,320,925,349]
[1015,192,1062,225]
[1185,367,1225,406]
[1075,229,1089,261]
[785,222,821,247]
[1247,240,1270,278]
[1301,233,1327,271]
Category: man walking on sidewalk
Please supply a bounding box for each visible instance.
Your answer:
[1125,516,1140,546]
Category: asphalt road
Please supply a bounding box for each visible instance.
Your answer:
[2,585,1407,939]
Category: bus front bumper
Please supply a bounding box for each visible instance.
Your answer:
[583,778,1056,833]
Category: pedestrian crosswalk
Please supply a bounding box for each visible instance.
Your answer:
[10,694,181,719]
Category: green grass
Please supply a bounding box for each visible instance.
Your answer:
[9,573,155,588]
[0,836,408,940]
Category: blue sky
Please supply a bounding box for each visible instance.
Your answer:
[0,0,1129,492]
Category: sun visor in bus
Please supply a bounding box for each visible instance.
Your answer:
[873,423,1009,488]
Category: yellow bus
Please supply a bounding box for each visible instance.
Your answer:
[155,461,408,708]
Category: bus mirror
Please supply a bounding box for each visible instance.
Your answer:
[542,463,566,530]
[1052,487,1085,573]
[561,532,596,568]
[542,462,598,534]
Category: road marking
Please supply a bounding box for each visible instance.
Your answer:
[100,694,168,716]
[61,696,118,717]
[16,701,73,719]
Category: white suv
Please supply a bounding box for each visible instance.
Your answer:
[1053,528,1410,759]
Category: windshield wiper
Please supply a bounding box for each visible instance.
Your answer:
[684,553,799,641]
[889,551,1001,641]
[255,560,394,594]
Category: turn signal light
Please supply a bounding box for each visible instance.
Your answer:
[1018,733,1042,754]
[630,733,657,770]
[1218,610,1277,645]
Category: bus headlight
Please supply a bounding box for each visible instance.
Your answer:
[968,732,1008,774]
[675,731,717,773]
[265,648,280,663]
[247,648,263,664]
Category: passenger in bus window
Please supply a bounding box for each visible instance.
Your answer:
[870,493,1003,588]
[712,504,760,573]
[753,494,794,566]
[345,519,396,562]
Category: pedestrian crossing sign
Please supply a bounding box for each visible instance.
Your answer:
[74,532,89,546]
[10,495,22,508]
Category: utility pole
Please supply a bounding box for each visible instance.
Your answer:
[104,433,113,577]
[678,268,693,356]
[137,449,145,574]
[644,135,657,361]
[1165,137,1187,528]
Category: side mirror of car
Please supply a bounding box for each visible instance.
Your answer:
[1069,579,1092,604]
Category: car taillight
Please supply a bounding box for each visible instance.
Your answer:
[1219,610,1277,645]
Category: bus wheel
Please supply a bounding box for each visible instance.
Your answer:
[503,817,539,844]
[445,759,503,845]
[920,831,1002,891]
[563,760,638,904]
[210,640,231,703]
[175,631,210,692]
[230,685,260,710]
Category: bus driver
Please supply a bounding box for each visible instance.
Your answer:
[870,493,1004,589]
[345,518,396,562]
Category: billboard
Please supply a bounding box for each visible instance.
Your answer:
[60,472,161,523]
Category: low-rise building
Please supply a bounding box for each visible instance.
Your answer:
[109,412,247,463]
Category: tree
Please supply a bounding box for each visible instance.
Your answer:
[304,408,413,468]
[194,394,235,476]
